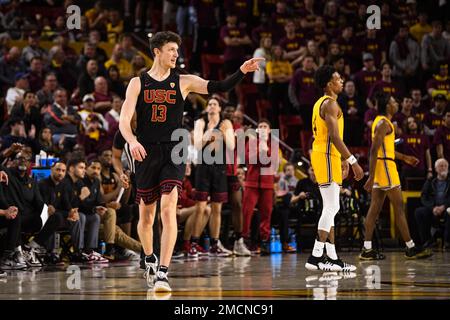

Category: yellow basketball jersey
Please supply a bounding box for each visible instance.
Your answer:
[312,95,344,157]
[371,116,395,159]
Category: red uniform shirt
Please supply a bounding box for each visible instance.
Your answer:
[244,138,275,189]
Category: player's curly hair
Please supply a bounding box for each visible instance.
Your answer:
[314,65,335,90]
[148,31,182,58]
[374,91,391,115]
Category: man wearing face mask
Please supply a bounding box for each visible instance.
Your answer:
[0,151,69,268]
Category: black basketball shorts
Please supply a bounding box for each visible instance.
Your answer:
[135,142,186,205]
[194,163,228,203]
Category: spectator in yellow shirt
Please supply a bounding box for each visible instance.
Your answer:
[85,0,108,31]
[409,13,432,43]
[107,9,124,44]
[104,44,133,81]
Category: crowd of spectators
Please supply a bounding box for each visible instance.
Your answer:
[0,0,449,276]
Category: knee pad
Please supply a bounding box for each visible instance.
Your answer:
[317,183,340,232]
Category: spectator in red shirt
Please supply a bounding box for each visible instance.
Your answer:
[224,0,251,28]
[220,12,252,105]
[363,29,387,68]
[337,80,365,146]
[380,3,399,44]
[337,26,360,73]
[242,119,278,254]
[310,16,329,49]
[434,109,450,161]
[392,97,414,135]
[322,0,339,37]
[279,19,305,64]
[426,62,449,97]
[298,0,317,31]
[289,55,318,130]
[27,56,45,93]
[251,13,273,47]
[367,62,402,109]
[352,52,381,99]
[271,1,292,43]
[105,95,121,138]
[424,92,447,137]
[410,88,428,122]
[399,116,433,181]
[93,76,113,114]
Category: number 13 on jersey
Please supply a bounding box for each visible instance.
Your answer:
[151,104,167,122]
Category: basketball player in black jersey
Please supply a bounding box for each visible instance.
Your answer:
[119,31,263,292]
[188,97,235,258]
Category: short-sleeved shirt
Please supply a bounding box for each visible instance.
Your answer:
[279,34,306,52]
[265,60,293,83]
[433,125,450,160]
[426,76,450,93]
[368,80,402,101]
[400,133,430,171]
[353,68,381,99]
[290,69,317,106]
[220,25,248,61]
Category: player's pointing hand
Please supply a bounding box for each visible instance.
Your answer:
[240,57,265,74]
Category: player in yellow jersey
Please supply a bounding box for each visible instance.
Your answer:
[360,92,433,260]
[305,65,364,272]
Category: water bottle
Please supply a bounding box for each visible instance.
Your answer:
[270,230,276,254]
[203,236,210,251]
[275,234,282,253]
[289,233,297,251]
[100,241,106,255]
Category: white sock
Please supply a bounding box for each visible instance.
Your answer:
[325,242,338,260]
[312,240,325,257]
[406,240,415,249]
[364,241,372,250]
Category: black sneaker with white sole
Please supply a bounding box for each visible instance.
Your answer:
[305,254,343,271]
[154,271,171,292]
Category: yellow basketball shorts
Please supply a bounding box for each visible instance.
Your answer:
[374,158,400,190]
[311,151,342,187]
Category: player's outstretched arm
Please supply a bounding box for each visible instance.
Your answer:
[180,57,265,97]
[119,77,147,162]
[323,99,364,181]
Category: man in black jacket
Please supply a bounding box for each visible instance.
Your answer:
[0,169,24,271]
[38,161,84,264]
[415,158,450,249]
[0,151,67,267]
[64,157,107,263]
